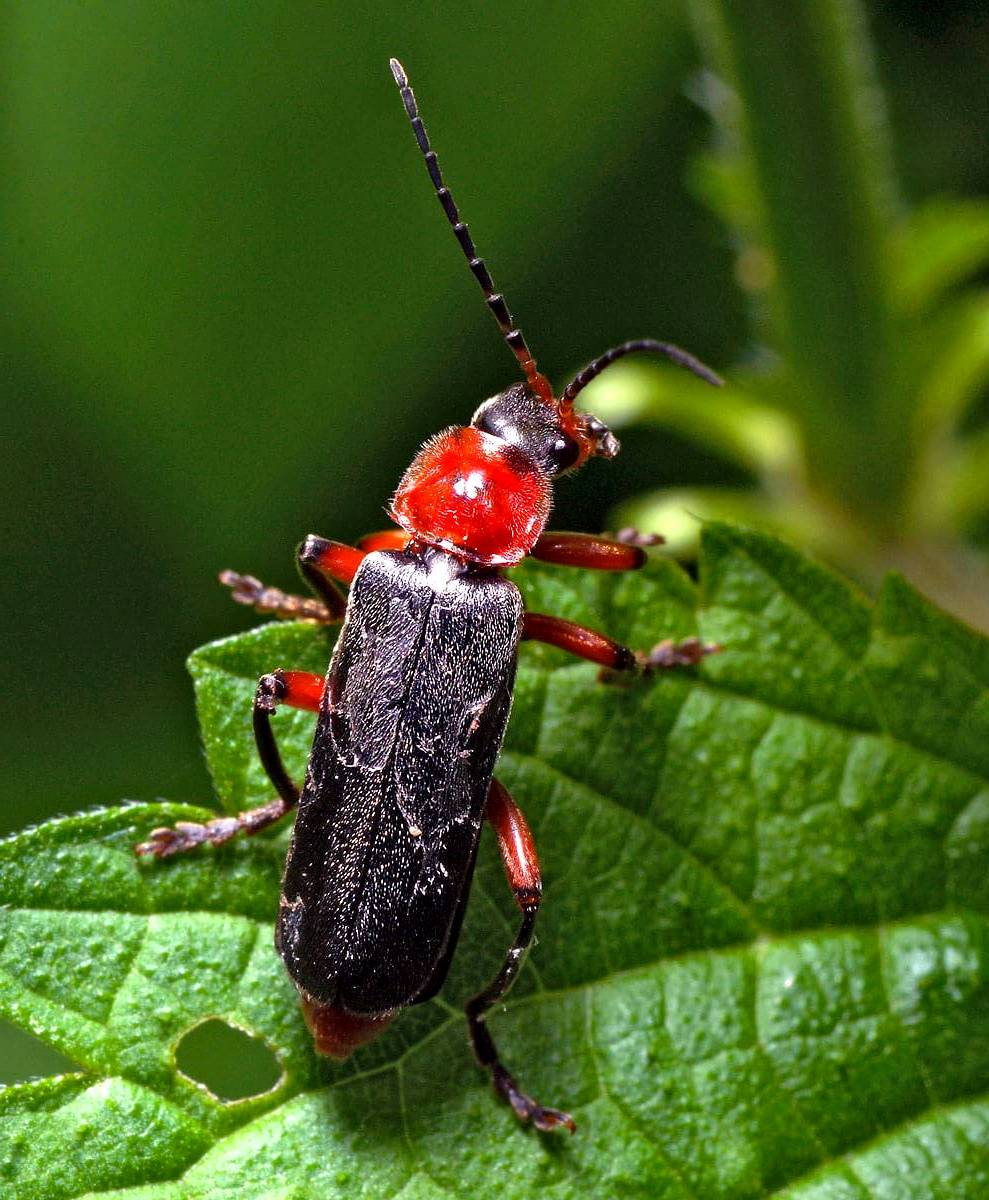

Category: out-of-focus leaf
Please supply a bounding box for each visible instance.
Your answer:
[3,525,989,1197]
[584,362,802,479]
[935,428,989,531]
[912,293,989,455]
[612,487,835,559]
[688,144,760,241]
[893,198,989,313]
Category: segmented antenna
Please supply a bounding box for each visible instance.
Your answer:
[561,338,723,412]
[389,58,553,403]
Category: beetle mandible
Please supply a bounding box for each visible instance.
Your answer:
[137,58,722,1133]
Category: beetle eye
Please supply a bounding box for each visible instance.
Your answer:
[547,433,581,474]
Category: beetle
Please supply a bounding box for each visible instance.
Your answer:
[136,58,722,1133]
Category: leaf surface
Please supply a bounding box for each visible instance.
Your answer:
[2,524,988,1199]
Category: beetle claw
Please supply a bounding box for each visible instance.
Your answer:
[135,825,190,858]
[493,1064,576,1133]
[613,526,665,548]
[528,1104,577,1134]
[510,1091,577,1134]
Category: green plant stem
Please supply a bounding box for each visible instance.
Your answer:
[692,0,904,523]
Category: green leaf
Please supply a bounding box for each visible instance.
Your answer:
[938,428,989,531]
[893,199,989,314]
[913,293,989,445]
[611,487,854,564]
[3,524,989,1198]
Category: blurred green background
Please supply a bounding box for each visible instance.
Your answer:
[3,1,989,1083]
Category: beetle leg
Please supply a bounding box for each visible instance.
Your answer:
[525,539,719,673]
[135,670,323,858]
[219,570,338,622]
[356,528,412,552]
[522,611,637,670]
[466,779,576,1134]
[522,611,720,675]
[530,530,660,572]
[219,535,369,622]
[296,534,367,617]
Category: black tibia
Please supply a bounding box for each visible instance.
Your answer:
[219,570,337,623]
[135,672,302,858]
[464,779,574,1133]
[252,671,304,807]
[466,904,575,1133]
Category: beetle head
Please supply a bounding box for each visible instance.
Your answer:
[471,382,618,478]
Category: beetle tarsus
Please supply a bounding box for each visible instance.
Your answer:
[595,635,720,684]
[135,796,292,859]
[614,526,665,548]
[219,569,336,623]
[492,1063,577,1133]
[470,1012,576,1134]
[639,636,722,671]
[466,893,576,1132]
[256,669,288,712]
[136,822,201,858]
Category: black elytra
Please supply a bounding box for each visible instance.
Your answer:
[277,549,521,1014]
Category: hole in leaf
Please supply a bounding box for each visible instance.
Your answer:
[174,1018,282,1102]
[0,1019,79,1085]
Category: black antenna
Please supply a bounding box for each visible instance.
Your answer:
[560,339,723,413]
[389,58,553,402]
